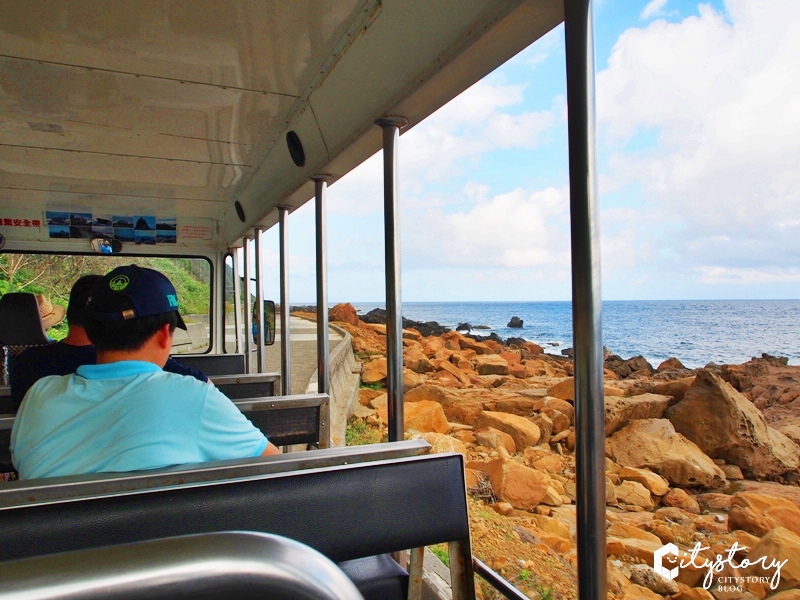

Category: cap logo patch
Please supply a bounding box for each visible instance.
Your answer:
[167,294,178,308]
[109,275,130,291]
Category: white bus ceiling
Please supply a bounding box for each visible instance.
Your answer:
[0,0,561,254]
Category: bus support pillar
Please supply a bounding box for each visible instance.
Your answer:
[374,116,408,443]
[232,245,245,358]
[564,1,607,599]
[279,206,291,396]
[242,234,254,375]
[313,176,333,396]
[254,227,267,374]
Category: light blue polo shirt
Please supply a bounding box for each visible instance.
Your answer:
[11,361,268,480]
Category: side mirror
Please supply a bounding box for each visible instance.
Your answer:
[90,237,122,254]
[252,300,276,346]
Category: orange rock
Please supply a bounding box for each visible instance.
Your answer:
[662,488,700,514]
[508,363,529,379]
[742,527,800,592]
[475,427,516,454]
[329,303,359,325]
[403,384,455,406]
[432,370,464,388]
[359,387,383,407]
[658,357,686,371]
[437,359,472,385]
[499,351,521,365]
[403,347,435,373]
[474,411,541,450]
[422,337,444,357]
[521,342,544,354]
[473,354,510,375]
[467,457,551,509]
[421,432,467,456]
[728,491,800,536]
[622,584,663,600]
[375,400,449,434]
[361,358,387,384]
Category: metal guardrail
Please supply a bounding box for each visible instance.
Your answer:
[473,556,531,600]
[0,531,364,600]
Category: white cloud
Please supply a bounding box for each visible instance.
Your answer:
[404,185,570,270]
[327,78,558,216]
[597,0,800,287]
[696,266,800,285]
[640,0,668,20]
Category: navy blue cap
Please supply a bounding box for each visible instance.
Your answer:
[85,265,187,330]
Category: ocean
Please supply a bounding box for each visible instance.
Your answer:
[350,300,800,369]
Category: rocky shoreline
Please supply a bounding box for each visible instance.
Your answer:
[299,304,800,600]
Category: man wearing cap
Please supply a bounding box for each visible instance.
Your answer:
[11,265,279,480]
[10,275,209,410]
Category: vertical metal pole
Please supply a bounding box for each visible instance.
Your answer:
[313,177,331,396]
[242,235,254,375]
[279,206,291,396]
[254,228,267,374]
[232,246,245,354]
[564,2,606,600]
[374,116,407,443]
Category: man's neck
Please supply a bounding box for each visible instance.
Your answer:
[62,325,92,347]
[96,350,164,366]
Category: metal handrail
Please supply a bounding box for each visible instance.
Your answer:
[0,531,364,600]
[473,556,531,600]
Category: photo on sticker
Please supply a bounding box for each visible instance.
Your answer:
[156,217,177,231]
[112,215,134,228]
[70,212,92,226]
[92,226,113,238]
[156,230,177,244]
[135,230,156,245]
[134,216,155,231]
[114,228,135,242]
[93,214,113,227]
[48,224,70,239]
[45,211,70,225]
[70,225,93,239]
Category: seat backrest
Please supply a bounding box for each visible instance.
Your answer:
[0,394,332,472]
[172,354,245,376]
[0,452,468,565]
[0,294,49,346]
[212,373,280,399]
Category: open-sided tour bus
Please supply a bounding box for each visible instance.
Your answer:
[0,1,607,599]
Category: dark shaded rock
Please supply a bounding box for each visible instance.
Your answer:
[359,308,450,337]
[456,323,472,332]
[506,337,526,347]
[507,316,523,328]
[605,355,654,379]
[474,325,491,330]
[466,332,507,346]
[561,347,574,358]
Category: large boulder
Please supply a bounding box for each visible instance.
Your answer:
[421,432,467,456]
[742,527,800,592]
[473,411,541,450]
[375,399,449,434]
[666,370,800,478]
[721,354,800,410]
[475,427,516,454]
[657,357,686,372]
[329,303,360,325]
[467,457,551,510]
[606,419,726,488]
[605,393,673,436]
[547,377,624,402]
[615,480,654,510]
[361,358,387,384]
[728,491,800,537]
[473,355,510,376]
[618,466,670,496]
[403,347,435,373]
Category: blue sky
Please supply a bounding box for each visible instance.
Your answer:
[258,0,800,303]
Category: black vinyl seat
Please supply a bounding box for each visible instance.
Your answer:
[0,293,51,399]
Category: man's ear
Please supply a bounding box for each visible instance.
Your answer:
[156,322,173,350]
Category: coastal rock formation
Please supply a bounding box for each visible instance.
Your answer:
[666,370,800,478]
[606,419,726,488]
[329,303,360,326]
[507,316,523,328]
[742,527,800,591]
[304,308,800,600]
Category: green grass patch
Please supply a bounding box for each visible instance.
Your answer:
[345,419,381,446]
[359,381,382,390]
[429,544,450,568]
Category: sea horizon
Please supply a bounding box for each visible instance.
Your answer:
[304,299,800,370]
